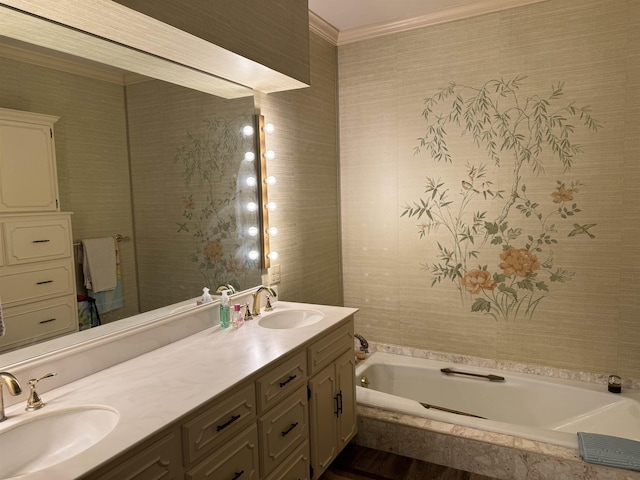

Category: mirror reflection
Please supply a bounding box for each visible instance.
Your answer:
[0,39,262,354]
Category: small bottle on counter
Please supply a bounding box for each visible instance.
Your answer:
[201,287,213,304]
[219,290,230,328]
[232,304,244,328]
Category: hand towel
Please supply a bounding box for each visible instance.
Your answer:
[82,237,117,293]
[577,432,640,471]
[88,240,123,314]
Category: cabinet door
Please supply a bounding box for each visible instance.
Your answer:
[335,349,358,449]
[85,429,182,480]
[308,363,338,477]
[0,119,58,212]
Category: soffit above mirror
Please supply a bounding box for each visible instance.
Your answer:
[0,0,309,97]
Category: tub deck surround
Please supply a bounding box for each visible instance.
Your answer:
[356,406,640,480]
[0,300,358,480]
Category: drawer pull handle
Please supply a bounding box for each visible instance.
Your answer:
[39,318,56,324]
[216,414,240,432]
[279,374,297,388]
[281,421,298,437]
[32,239,51,243]
[231,470,244,480]
[36,280,54,285]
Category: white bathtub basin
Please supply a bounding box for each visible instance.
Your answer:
[0,406,119,478]
[356,352,640,448]
[258,309,324,329]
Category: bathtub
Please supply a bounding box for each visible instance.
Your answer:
[356,352,640,449]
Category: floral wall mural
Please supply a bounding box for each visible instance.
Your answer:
[402,78,600,321]
[174,116,260,291]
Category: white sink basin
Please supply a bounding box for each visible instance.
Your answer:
[258,309,324,329]
[0,406,119,478]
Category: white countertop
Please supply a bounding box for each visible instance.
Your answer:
[0,301,358,480]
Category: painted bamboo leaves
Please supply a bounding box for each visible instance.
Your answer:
[175,116,255,289]
[402,78,600,321]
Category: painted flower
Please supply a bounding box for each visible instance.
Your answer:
[461,269,497,294]
[225,258,245,276]
[203,240,224,261]
[184,197,195,210]
[551,184,574,204]
[499,247,541,277]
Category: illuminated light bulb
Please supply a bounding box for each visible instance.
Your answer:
[247,202,258,212]
[265,201,277,212]
[242,125,254,136]
[248,250,260,260]
[265,175,277,186]
[266,226,278,236]
[244,151,255,161]
[246,176,257,187]
[248,226,259,237]
[264,150,276,161]
[263,123,275,134]
[267,251,279,260]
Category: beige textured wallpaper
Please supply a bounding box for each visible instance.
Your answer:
[339,0,640,379]
[255,31,343,307]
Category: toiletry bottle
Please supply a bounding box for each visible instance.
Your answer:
[201,287,213,304]
[231,304,244,328]
[219,290,230,328]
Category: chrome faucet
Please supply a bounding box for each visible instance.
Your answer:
[0,372,22,422]
[251,286,277,316]
[354,333,369,353]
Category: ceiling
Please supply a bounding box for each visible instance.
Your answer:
[308,0,547,45]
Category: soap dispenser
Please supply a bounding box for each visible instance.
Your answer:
[219,290,230,328]
[201,287,213,304]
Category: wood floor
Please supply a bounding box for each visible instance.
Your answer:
[319,444,498,480]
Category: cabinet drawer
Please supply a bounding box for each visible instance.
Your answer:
[4,217,71,265]
[0,295,78,352]
[258,386,308,476]
[256,350,306,414]
[185,424,259,480]
[85,429,182,480]
[264,441,310,480]
[0,260,74,307]
[182,382,256,465]
[307,319,354,375]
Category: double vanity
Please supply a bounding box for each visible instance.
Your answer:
[0,296,358,480]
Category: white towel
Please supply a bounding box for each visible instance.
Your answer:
[82,237,117,293]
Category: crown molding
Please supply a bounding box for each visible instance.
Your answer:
[309,10,339,46]
[329,0,548,46]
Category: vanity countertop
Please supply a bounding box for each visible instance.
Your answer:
[0,301,358,480]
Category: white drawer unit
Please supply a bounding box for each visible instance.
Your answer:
[0,295,78,351]
[0,259,75,307]
[3,216,72,265]
[0,212,78,353]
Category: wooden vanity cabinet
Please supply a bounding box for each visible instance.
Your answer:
[307,322,358,479]
[83,315,356,480]
[84,426,183,480]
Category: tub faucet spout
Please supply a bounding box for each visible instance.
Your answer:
[0,372,22,422]
[354,333,369,353]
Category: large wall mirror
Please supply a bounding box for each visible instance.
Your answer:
[0,7,263,365]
